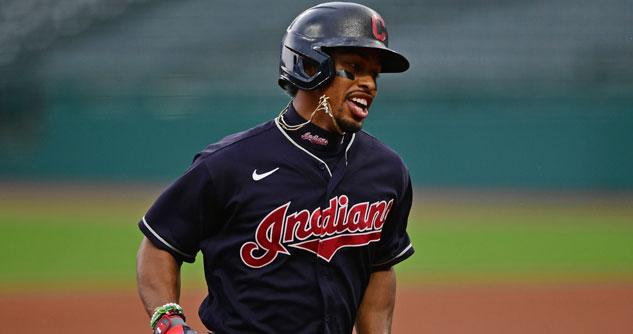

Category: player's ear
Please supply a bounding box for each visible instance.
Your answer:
[302,57,318,77]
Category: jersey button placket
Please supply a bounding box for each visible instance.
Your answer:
[316,193,332,332]
[321,268,331,280]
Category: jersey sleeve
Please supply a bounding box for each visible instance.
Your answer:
[138,156,216,263]
[371,171,415,271]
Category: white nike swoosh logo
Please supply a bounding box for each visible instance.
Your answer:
[252,167,280,181]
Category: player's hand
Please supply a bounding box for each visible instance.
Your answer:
[153,314,198,334]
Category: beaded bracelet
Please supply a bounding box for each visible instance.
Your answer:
[150,303,185,330]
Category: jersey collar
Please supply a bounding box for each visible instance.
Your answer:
[275,104,356,177]
[281,104,348,155]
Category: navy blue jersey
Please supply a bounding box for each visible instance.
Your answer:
[139,106,414,333]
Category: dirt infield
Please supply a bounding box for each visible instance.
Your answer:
[3,282,632,333]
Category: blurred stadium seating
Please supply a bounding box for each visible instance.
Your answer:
[1,0,632,188]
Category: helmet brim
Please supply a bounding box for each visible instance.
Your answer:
[318,39,410,73]
[378,48,410,73]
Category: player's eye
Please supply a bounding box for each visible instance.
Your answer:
[346,62,361,73]
[340,60,380,82]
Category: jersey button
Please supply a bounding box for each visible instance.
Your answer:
[319,164,326,171]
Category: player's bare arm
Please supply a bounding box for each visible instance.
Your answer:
[137,237,197,333]
[136,237,182,316]
[355,268,397,334]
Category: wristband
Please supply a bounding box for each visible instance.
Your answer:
[150,303,186,330]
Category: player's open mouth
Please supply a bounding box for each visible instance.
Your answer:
[346,94,373,120]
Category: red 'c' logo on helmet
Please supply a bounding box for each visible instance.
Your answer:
[372,15,387,42]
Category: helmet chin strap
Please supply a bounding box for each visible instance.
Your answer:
[277,94,346,135]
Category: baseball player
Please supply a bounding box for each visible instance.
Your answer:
[136,2,414,333]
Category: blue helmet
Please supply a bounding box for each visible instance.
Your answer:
[278,2,410,94]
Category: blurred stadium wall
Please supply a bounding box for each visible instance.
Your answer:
[1,0,632,189]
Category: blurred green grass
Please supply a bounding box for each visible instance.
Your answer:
[1,187,632,290]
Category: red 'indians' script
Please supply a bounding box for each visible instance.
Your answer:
[301,132,328,146]
[240,195,393,268]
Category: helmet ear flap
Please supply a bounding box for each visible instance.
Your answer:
[279,33,335,92]
[282,49,318,82]
[299,56,319,79]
